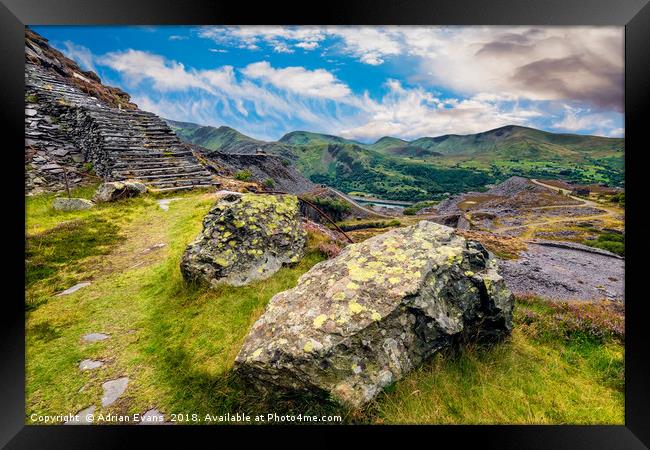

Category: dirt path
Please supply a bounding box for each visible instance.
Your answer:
[531,179,618,215]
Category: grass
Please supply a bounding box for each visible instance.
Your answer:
[584,232,625,256]
[338,219,401,232]
[25,189,624,425]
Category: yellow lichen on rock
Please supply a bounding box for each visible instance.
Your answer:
[313,314,328,328]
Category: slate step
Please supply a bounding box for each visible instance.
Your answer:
[112,169,210,180]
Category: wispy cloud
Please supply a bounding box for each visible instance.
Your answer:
[60,40,97,73]
[241,61,351,100]
[197,26,623,112]
[52,26,624,141]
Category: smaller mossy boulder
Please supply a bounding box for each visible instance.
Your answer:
[234,221,514,408]
[180,192,306,287]
[93,181,147,203]
[52,197,94,211]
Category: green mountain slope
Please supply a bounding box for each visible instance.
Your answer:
[165,119,297,160]
[279,130,360,147]
[166,120,624,201]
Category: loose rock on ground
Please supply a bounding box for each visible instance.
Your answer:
[101,377,129,407]
[93,181,147,203]
[52,197,94,211]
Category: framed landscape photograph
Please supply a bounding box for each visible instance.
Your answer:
[2,0,649,447]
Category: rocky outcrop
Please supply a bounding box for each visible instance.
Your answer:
[195,149,315,194]
[180,192,306,287]
[25,28,216,194]
[93,181,147,203]
[52,197,94,211]
[234,221,514,407]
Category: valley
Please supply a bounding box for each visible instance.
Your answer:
[167,119,624,202]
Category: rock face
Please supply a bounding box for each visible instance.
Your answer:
[196,150,315,195]
[234,221,513,407]
[25,28,215,194]
[180,192,306,287]
[93,181,147,202]
[52,197,94,211]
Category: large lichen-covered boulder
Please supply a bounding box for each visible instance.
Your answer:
[234,221,513,407]
[180,192,306,287]
[93,181,147,203]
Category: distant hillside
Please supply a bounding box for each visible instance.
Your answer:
[165,119,297,161]
[279,130,359,147]
[167,120,624,202]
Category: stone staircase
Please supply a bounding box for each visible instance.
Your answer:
[25,62,216,192]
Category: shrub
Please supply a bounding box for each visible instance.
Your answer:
[584,232,624,256]
[404,200,438,216]
[609,192,625,205]
[263,178,275,189]
[317,241,342,259]
[235,169,253,181]
[302,196,351,221]
[515,296,624,344]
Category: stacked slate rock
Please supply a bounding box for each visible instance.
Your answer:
[25,30,216,195]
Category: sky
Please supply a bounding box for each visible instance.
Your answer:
[32,25,624,143]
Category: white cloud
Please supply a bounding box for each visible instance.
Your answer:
[169,35,188,41]
[197,26,623,111]
[339,80,537,141]
[325,27,402,65]
[99,50,207,92]
[97,49,361,135]
[296,41,319,50]
[60,41,97,73]
[198,26,325,54]
[241,61,351,100]
[551,104,623,136]
[395,26,624,110]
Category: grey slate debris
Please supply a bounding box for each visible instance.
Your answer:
[82,333,109,343]
[79,359,104,370]
[101,377,129,407]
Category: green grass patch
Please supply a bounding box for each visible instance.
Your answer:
[584,232,625,256]
[362,296,624,424]
[26,216,124,309]
[338,219,401,232]
[234,169,253,181]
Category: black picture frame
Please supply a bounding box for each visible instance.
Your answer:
[2,0,648,447]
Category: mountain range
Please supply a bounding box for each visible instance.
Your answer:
[166,119,624,202]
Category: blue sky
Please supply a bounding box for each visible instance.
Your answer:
[33,26,624,142]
